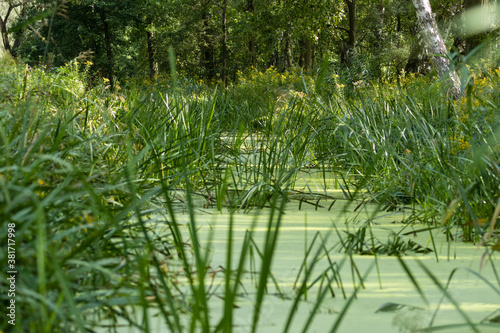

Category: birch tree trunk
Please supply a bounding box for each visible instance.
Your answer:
[411,0,461,98]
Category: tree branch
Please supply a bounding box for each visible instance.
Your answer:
[332,25,349,34]
[3,1,31,26]
[210,0,223,9]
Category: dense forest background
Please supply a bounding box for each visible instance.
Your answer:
[1,0,498,86]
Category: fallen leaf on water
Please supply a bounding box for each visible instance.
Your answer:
[375,302,424,313]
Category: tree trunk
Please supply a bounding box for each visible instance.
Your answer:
[405,31,432,74]
[221,0,227,84]
[249,36,256,67]
[304,38,312,71]
[200,9,215,80]
[346,0,356,52]
[100,10,114,90]
[247,0,256,67]
[11,3,26,57]
[146,30,155,79]
[284,33,292,69]
[374,2,384,48]
[298,38,304,68]
[0,5,14,57]
[411,0,461,98]
[341,0,356,63]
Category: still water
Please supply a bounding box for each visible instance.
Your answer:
[107,198,498,333]
[97,170,499,332]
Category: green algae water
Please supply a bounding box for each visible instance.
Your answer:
[93,168,499,332]
[96,197,499,332]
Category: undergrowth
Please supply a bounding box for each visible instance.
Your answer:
[0,54,499,332]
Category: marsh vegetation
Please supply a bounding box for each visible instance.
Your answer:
[1,51,499,332]
[1,1,500,331]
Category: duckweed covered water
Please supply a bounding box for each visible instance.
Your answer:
[97,197,499,332]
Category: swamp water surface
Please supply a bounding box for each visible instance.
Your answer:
[99,172,500,332]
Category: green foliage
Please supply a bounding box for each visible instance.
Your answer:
[1,45,500,331]
[311,63,500,243]
[0,57,155,332]
[6,0,477,84]
[227,66,313,118]
[336,223,434,255]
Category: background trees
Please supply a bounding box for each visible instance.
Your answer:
[1,0,498,83]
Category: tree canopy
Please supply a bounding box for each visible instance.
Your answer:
[1,0,498,84]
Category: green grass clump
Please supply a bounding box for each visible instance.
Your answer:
[312,65,500,243]
[0,57,172,332]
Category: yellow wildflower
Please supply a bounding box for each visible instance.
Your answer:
[35,179,46,198]
[83,213,94,232]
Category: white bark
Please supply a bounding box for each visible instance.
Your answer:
[412,0,461,98]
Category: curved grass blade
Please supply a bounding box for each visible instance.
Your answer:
[416,261,480,333]
[329,262,374,333]
[428,266,500,328]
